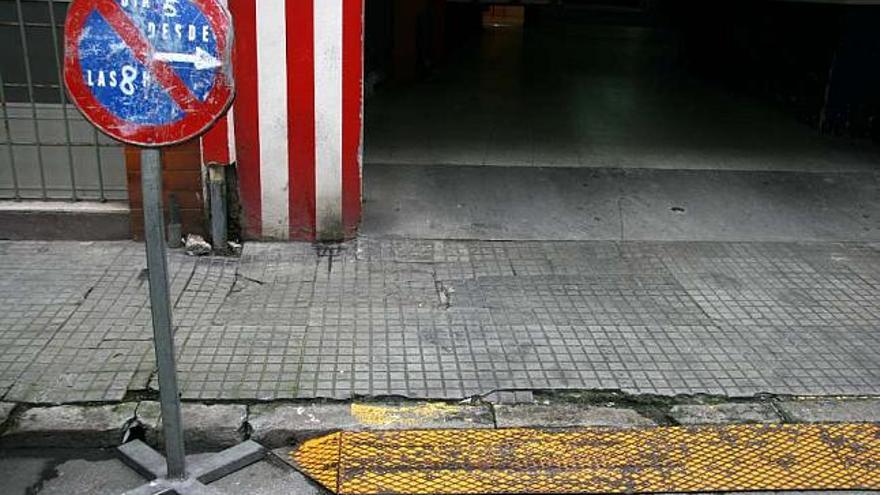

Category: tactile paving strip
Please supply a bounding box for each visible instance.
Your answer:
[291,423,880,494]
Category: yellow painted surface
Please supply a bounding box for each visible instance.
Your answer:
[349,402,462,427]
[294,432,340,492]
[291,423,880,495]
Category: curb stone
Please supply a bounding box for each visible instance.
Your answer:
[494,404,655,428]
[0,403,137,448]
[776,398,880,423]
[347,402,493,430]
[249,402,493,448]
[136,401,247,451]
[1,397,878,451]
[248,404,356,447]
[484,391,535,405]
[669,402,781,425]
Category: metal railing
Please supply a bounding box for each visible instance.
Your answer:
[0,0,127,201]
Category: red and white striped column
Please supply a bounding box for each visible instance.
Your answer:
[207,0,363,241]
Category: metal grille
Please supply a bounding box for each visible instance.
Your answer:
[0,0,127,201]
[292,424,880,494]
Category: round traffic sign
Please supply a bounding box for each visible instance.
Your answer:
[64,0,234,147]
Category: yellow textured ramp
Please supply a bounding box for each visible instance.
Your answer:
[291,423,880,494]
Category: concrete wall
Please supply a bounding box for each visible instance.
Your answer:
[124,141,206,241]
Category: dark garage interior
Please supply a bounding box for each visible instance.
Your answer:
[360,0,880,240]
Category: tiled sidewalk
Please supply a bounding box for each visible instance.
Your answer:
[0,239,878,403]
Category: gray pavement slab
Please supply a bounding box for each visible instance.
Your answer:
[159,324,307,401]
[363,165,880,242]
[0,455,56,495]
[250,402,493,448]
[210,455,327,495]
[484,391,535,404]
[0,239,878,403]
[494,404,655,428]
[0,242,196,403]
[1,403,136,448]
[669,402,782,425]
[249,403,358,448]
[136,401,247,452]
[776,398,880,423]
[37,457,144,495]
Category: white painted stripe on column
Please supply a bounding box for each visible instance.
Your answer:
[226,108,236,164]
[256,1,290,239]
[314,0,344,236]
[217,0,236,165]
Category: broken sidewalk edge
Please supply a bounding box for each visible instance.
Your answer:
[0,393,878,450]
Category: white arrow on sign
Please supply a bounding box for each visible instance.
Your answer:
[153,46,221,70]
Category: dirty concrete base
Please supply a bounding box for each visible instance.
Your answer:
[2,392,879,451]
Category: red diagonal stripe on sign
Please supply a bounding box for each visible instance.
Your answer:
[93,0,205,113]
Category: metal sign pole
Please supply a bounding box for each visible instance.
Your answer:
[140,148,187,480]
[64,2,264,492]
[118,149,263,495]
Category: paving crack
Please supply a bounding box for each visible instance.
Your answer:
[99,338,152,344]
[315,243,344,275]
[432,270,453,309]
[79,285,95,304]
[172,259,198,309]
[770,398,796,423]
[141,367,160,393]
[240,404,253,441]
[236,273,264,286]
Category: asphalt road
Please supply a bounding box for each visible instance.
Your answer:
[0,448,324,495]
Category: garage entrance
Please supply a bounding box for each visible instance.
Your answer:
[361,1,880,241]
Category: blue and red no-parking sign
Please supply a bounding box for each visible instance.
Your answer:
[64,0,234,147]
